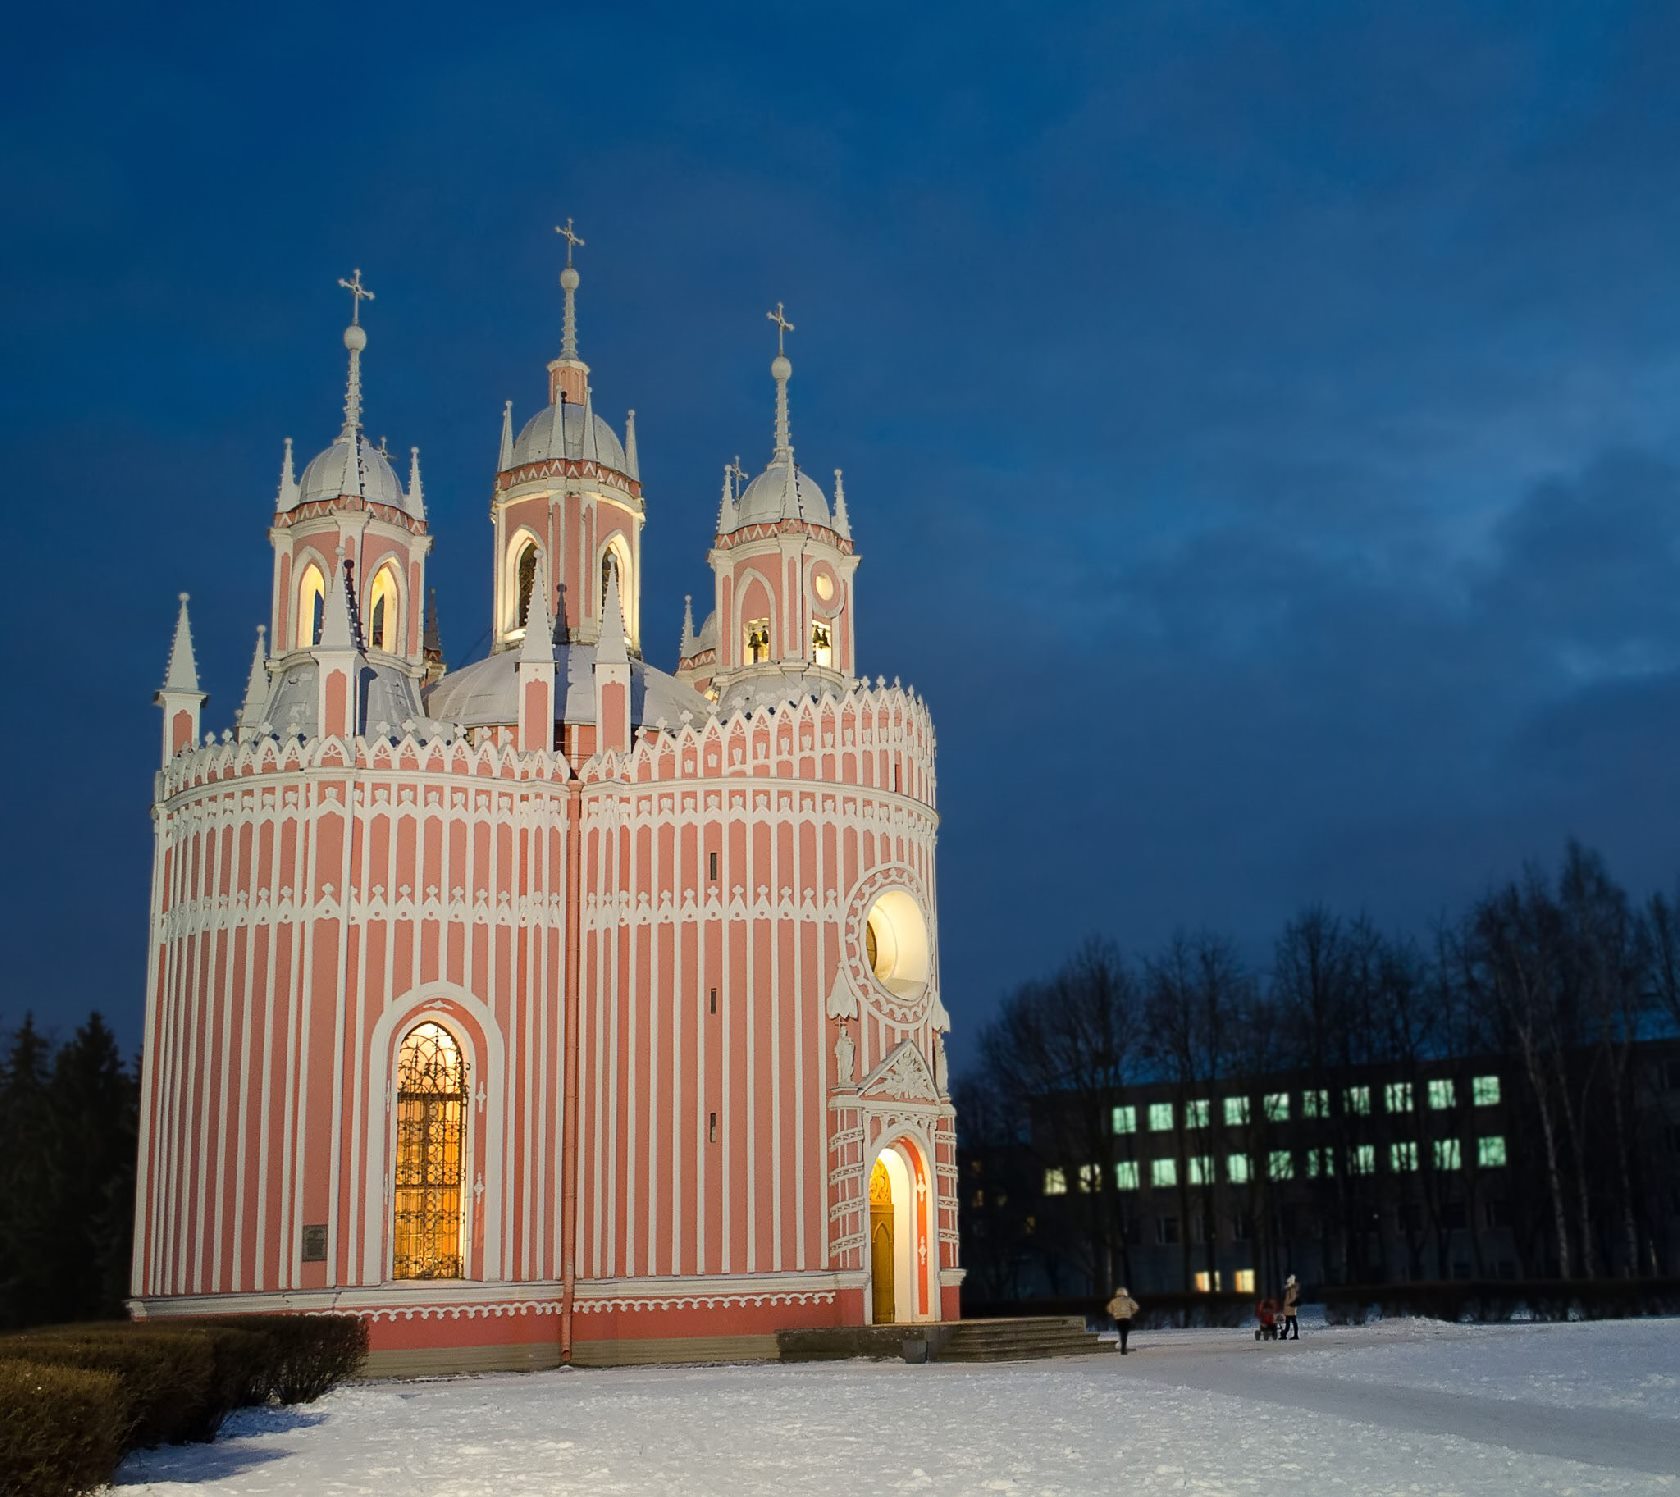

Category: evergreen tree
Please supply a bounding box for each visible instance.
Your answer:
[0,1015,57,1327]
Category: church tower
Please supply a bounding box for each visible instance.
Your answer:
[683,304,859,708]
[489,220,643,659]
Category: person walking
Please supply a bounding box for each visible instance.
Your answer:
[1281,1274,1301,1340]
[1107,1285,1140,1354]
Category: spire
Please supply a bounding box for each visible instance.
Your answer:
[162,593,200,693]
[716,462,734,532]
[581,384,600,461]
[832,468,851,538]
[336,268,374,436]
[318,553,360,652]
[624,409,640,481]
[276,437,298,509]
[519,548,555,664]
[766,301,795,461]
[498,400,514,470]
[597,561,628,666]
[680,594,696,657]
[556,217,584,360]
[407,445,425,517]
[238,625,269,734]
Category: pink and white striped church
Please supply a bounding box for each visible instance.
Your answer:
[132,232,959,1372]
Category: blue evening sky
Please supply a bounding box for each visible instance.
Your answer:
[3,2,1678,1067]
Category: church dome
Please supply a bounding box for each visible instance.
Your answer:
[734,457,831,528]
[293,433,414,514]
[510,402,627,474]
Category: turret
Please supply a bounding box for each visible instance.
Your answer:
[155,593,206,764]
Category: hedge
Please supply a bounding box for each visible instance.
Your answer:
[1322,1277,1680,1325]
[0,1312,368,1497]
[0,1359,126,1497]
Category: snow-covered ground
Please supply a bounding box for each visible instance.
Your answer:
[116,1319,1680,1496]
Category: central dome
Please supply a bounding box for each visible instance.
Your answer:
[735,457,830,527]
[294,433,413,514]
[510,402,627,473]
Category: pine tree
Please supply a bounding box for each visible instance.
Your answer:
[0,1015,57,1327]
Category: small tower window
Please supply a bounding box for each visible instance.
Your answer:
[515,542,538,629]
[297,563,326,650]
[810,619,833,668]
[369,565,400,653]
[745,617,771,664]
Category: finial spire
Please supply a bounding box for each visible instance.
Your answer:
[336,268,374,435]
[276,436,298,508]
[162,592,201,693]
[407,446,425,517]
[624,408,640,481]
[238,625,269,736]
[555,218,584,361]
[597,557,628,666]
[832,468,851,538]
[519,548,555,664]
[766,302,794,460]
[680,594,696,657]
[498,400,514,469]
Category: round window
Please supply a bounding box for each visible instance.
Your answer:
[814,570,836,603]
[863,889,930,1000]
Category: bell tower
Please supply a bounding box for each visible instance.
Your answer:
[705,303,859,709]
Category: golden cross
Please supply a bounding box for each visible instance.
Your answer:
[555,217,585,268]
[766,301,794,355]
[337,268,374,325]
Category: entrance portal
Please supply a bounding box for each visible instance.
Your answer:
[869,1158,894,1323]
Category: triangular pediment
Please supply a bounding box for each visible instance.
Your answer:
[858,1040,938,1102]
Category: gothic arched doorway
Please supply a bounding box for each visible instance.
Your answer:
[867,1141,931,1324]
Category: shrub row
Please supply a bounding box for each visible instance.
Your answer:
[1322,1277,1680,1325]
[0,1313,367,1497]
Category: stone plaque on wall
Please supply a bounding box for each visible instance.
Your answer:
[300,1224,328,1263]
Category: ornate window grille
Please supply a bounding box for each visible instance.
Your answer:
[392,1022,469,1280]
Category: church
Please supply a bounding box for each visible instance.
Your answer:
[131,230,959,1373]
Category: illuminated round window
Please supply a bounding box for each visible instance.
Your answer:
[863,889,930,1000]
[814,570,836,603]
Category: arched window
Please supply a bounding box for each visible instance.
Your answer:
[744,617,771,664]
[392,1021,469,1281]
[513,541,538,630]
[810,618,833,668]
[296,563,326,650]
[369,565,401,653]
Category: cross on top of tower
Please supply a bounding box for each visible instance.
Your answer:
[767,301,794,356]
[556,218,585,268]
[338,268,374,325]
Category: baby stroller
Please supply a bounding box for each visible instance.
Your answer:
[1254,1297,1280,1341]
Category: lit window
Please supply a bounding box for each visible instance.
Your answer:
[1345,1086,1371,1116]
[1434,1139,1461,1170]
[1478,1135,1507,1168]
[296,562,326,649]
[1264,1093,1289,1122]
[1227,1154,1251,1184]
[1151,1158,1177,1188]
[1112,1105,1136,1135]
[1428,1079,1456,1111]
[810,618,834,668]
[1077,1163,1101,1194]
[1234,1268,1256,1294]
[1043,1168,1067,1196]
[1224,1097,1249,1127]
[514,542,538,629]
[744,616,772,663]
[1391,1141,1418,1172]
[1268,1150,1293,1181]
[1115,1161,1139,1191]
[369,565,400,653]
[1473,1076,1501,1106]
[1188,1155,1214,1186]
[1350,1144,1375,1175]
[1385,1082,1414,1114]
[392,1021,469,1281]
[1186,1098,1210,1129]
[1148,1102,1174,1132]
[1193,1270,1223,1293]
[1307,1148,1334,1178]
[1301,1089,1328,1119]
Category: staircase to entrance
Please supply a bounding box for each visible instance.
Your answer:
[776,1315,1106,1365]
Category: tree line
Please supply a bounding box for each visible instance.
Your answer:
[956,843,1680,1300]
[0,1014,138,1329]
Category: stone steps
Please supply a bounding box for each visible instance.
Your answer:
[936,1316,1108,1363]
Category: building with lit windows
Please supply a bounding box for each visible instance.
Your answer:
[959,1043,1680,1306]
[131,242,959,1372]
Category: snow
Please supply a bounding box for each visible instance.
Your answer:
[115,1319,1680,1496]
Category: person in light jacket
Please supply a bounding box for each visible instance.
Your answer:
[1281,1274,1301,1340]
[1107,1286,1140,1354]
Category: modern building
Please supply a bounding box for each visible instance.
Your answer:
[960,1043,1680,1305]
[131,239,960,1372]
